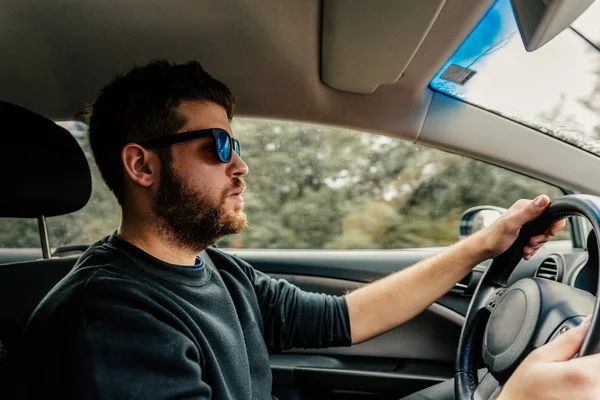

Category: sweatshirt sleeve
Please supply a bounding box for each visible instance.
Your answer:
[234,257,352,353]
[33,272,213,399]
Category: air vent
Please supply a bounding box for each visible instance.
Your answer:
[535,257,560,281]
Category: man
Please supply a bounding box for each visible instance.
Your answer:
[16,60,600,399]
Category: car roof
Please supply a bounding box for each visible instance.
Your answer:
[0,0,490,138]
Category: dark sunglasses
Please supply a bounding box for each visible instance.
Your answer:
[140,128,241,163]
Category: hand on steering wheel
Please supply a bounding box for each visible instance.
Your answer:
[474,195,566,261]
[455,195,600,400]
[498,315,600,399]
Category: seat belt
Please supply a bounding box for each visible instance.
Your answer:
[198,249,217,270]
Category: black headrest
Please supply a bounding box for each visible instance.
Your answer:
[0,101,91,217]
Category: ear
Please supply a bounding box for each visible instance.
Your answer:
[121,143,158,188]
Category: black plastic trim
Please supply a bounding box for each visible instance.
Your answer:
[271,354,452,398]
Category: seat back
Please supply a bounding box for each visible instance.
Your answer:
[0,257,80,399]
[0,257,80,356]
[0,100,92,398]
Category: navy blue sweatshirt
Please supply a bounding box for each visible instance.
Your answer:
[17,233,352,399]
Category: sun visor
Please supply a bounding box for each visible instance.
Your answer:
[0,100,91,218]
[321,0,446,94]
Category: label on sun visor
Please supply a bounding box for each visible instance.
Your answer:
[440,64,477,85]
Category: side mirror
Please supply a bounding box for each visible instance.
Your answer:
[459,206,507,239]
[511,0,595,52]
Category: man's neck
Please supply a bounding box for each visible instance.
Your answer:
[118,213,200,266]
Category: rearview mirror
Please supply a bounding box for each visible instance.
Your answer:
[459,206,507,239]
[511,0,595,51]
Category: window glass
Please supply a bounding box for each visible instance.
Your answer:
[429,0,600,156]
[218,118,569,249]
[0,119,570,249]
[0,218,39,248]
[572,1,600,47]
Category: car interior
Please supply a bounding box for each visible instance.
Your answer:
[1,0,600,399]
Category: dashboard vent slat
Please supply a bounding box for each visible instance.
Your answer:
[535,257,560,281]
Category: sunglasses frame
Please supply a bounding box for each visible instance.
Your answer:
[139,128,240,163]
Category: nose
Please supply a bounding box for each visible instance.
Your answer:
[228,151,249,177]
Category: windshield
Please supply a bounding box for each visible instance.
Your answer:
[430,0,600,156]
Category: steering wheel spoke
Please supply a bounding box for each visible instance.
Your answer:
[473,372,501,400]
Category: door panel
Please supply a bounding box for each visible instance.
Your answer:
[271,273,463,361]
[271,354,450,399]
[234,249,466,398]
[228,248,447,282]
[233,243,569,399]
[0,248,42,264]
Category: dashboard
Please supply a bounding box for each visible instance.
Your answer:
[517,231,597,295]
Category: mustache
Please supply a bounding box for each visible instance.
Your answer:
[225,177,246,197]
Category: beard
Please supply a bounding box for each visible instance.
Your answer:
[151,160,248,254]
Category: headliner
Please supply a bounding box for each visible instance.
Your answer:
[0,0,492,139]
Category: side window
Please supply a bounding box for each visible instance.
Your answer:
[0,219,40,248]
[219,118,570,249]
[0,119,571,250]
[48,122,120,248]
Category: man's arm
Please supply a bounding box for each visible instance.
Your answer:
[345,195,565,344]
[240,258,352,352]
[345,231,487,344]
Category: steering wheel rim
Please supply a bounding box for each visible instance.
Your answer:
[455,194,600,400]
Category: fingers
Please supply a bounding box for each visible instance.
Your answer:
[523,249,543,260]
[529,234,552,247]
[548,219,567,236]
[523,232,552,260]
[565,344,600,370]
[509,195,550,228]
[522,218,567,259]
[530,316,591,363]
[508,199,531,212]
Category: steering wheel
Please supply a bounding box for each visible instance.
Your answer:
[455,195,600,399]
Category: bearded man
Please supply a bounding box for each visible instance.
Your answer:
[18,60,596,400]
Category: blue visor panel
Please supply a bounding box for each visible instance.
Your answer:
[430,0,518,96]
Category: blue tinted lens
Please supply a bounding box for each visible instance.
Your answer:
[233,140,240,156]
[217,131,231,161]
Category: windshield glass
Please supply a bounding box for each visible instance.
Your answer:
[572,2,600,47]
[430,0,600,155]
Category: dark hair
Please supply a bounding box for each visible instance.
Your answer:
[87,59,235,205]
